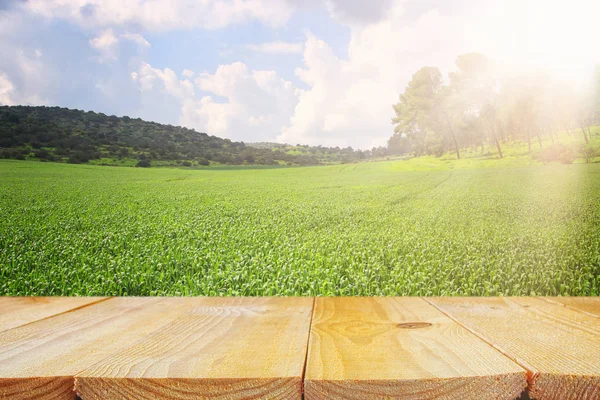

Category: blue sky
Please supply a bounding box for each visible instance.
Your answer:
[0,0,598,148]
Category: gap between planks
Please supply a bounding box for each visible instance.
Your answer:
[0,297,110,333]
[422,297,539,380]
[300,297,317,400]
[540,297,600,318]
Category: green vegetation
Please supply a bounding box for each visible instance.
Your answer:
[390,54,600,160]
[0,106,372,166]
[1,159,598,296]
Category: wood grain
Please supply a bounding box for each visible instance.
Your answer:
[304,297,526,400]
[75,297,313,400]
[543,297,600,318]
[0,297,202,400]
[429,297,600,400]
[0,297,107,332]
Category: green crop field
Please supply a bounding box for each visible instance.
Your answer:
[1,159,599,296]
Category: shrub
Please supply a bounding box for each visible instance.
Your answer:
[68,151,91,164]
[579,144,600,163]
[534,144,576,164]
[136,159,151,168]
[34,149,50,159]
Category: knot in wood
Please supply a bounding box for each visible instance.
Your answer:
[396,322,432,329]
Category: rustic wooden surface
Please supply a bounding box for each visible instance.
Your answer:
[0,298,206,400]
[543,296,600,318]
[304,297,527,400]
[0,297,106,333]
[429,297,600,400]
[0,296,598,400]
[75,297,313,400]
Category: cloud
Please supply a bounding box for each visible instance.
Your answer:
[181,69,194,78]
[246,41,303,55]
[120,32,150,48]
[133,61,299,142]
[89,29,119,61]
[0,32,49,107]
[278,29,408,149]
[0,73,16,105]
[0,66,47,106]
[89,29,150,62]
[326,0,394,25]
[23,0,294,31]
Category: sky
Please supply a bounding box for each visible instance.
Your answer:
[0,0,598,149]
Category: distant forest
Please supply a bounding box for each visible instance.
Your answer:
[0,106,379,166]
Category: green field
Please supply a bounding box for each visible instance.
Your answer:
[1,158,599,296]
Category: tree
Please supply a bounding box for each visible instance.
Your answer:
[448,53,503,158]
[576,67,600,143]
[391,67,461,158]
[387,133,412,155]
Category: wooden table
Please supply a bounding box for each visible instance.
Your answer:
[0,296,598,400]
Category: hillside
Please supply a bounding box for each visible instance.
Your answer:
[0,106,370,167]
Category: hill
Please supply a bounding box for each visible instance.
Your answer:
[0,106,371,167]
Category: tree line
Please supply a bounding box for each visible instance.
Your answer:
[389,53,600,162]
[0,106,372,166]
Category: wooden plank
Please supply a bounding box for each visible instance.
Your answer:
[0,297,205,400]
[0,297,107,333]
[543,296,600,318]
[429,297,600,400]
[75,297,313,400]
[304,297,526,400]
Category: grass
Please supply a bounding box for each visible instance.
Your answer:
[1,157,599,296]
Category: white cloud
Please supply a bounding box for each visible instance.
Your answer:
[89,29,119,61]
[89,29,150,62]
[89,28,118,50]
[137,63,194,99]
[182,69,194,78]
[0,47,48,106]
[24,0,294,31]
[0,67,47,106]
[246,41,303,55]
[120,32,150,48]
[0,74,16,105]
[0,10,48,107]
[133,61,299,141]
[278,30,404,149]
